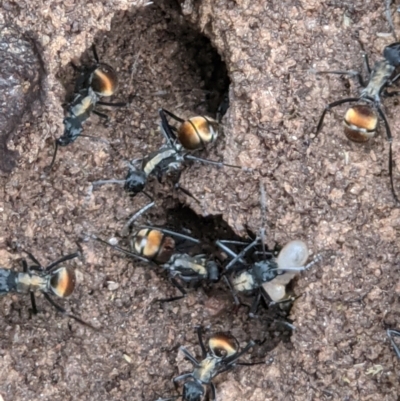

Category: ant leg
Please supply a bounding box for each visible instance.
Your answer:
[156,277,186,303]
[43,293,96,329]
[92,110,109,120]
[140,227,200,244]
[92,44,99,63]
[362,53,371,75]
[249,291,262,318]
[173,373,194,384]
[223,340,255,367]
[376,106,400,204]
[120,200,155,236]
[92,179,126,187]
[385,0,398,41]
[387,329,400,358]
[29,293,38,315]
[224,237,260,271]
[196,326,207,358]
[23,252,42,268]
[259,181,268,258]
[97,101,127,107]
[215,241,248,264]
[46,252,80,272]
[160,108,185,123]
[159,109,179,145]
[178,347,200,367]
[174,182,201,204]
[315,97,360,137]
[46,140,59,171]
[22,259,40,315]
[222,276,241,310]
[317,70,366,87]
[209,382,217,401]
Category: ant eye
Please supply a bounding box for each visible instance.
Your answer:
[50,267,76,298]
[208,333,238,358]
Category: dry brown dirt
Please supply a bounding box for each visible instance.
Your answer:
[1,0,400,400]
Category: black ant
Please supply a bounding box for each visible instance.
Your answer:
[155,326,262,401]
[315,41,400,203]
[90,201,220,302]
[92,108,249,198]
[48,45,125,169]
[216,182,321,322]
[0,251,95,328]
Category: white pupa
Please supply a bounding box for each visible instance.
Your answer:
[262,240,309,302]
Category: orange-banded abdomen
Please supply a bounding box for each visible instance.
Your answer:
[91,64,118,97]
[50,267,76,298]
[131,228,175,264]
[177,116,218,150]
[208,332,239,358]
[343,105,377,142]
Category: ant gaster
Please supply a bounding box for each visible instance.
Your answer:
[48,45,125,169]
[156,326,260,401]
[315,42,400,203]
[0,251,94,328]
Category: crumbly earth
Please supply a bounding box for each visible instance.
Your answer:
[1,0,400,400]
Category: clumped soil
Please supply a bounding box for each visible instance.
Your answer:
[1,0,400,400]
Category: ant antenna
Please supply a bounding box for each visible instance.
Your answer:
[385,0,398,41]
[47,140,59,171]
[259,181,267,258]
[121,197,155,236]
[184,154,251,171]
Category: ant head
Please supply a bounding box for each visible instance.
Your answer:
[384,42,400,66]
[124,169,147,196]
[178,116,218,150]
[182,380,204,401]
[277,240,309,270]
[208,332,239,358]
[343,105,377,142]
[91,64,118,97]
[49,267,76,298]
[61,117,84,146]
[131,228,175,264]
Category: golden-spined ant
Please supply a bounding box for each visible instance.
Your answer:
[93,108,249,198]
[155,326,261,401]
[216,183,321,321]
[90,202,220,302]
[0,251,94,328]
[315,41,400,203]
[48,45,125,169]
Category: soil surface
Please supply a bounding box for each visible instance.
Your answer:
[1,0,400,400]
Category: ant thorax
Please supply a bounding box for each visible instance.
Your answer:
[164,254,208,278]
[68,87,98,120]
[142,146,183,177]
[193,356,219,383]
[16,271,48,294]
[361,60,395,101]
